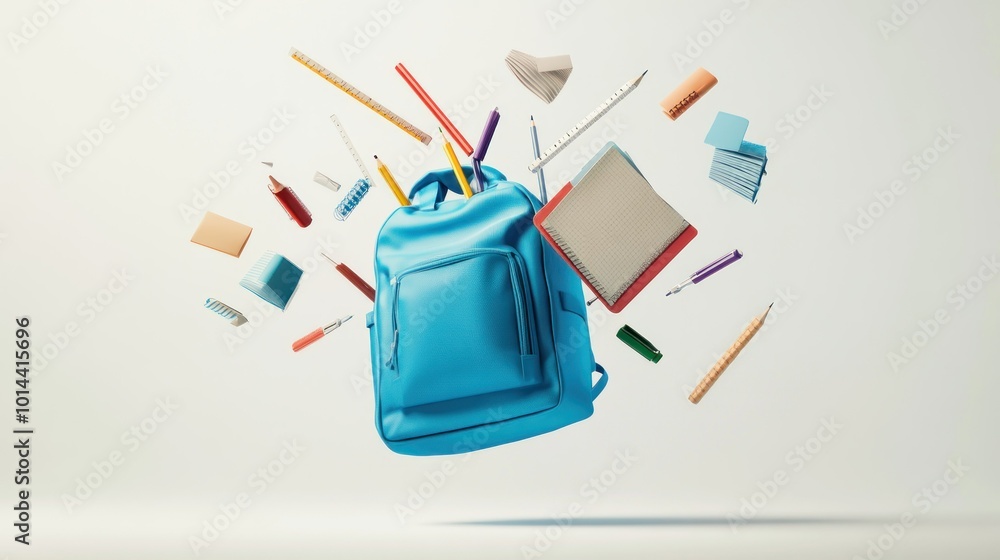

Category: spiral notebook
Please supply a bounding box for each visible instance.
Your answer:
[533,142,697,312]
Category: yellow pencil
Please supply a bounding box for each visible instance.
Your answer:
[440,127,473,198]
[374,155,410,206]
[689,303,772,404]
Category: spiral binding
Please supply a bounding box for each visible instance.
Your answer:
[334,178,371,221]
[547,226,670,306]
[546,228,608,301]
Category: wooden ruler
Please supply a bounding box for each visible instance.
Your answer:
[290,48,432,145]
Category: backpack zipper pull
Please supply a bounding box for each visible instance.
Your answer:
[386,328,399,370]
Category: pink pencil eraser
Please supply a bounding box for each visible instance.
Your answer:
[660,67,718,120]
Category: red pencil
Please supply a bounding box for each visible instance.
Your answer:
[395,63,473,156]
[321,253,375,302]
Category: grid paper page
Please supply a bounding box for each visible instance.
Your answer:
[542,146,689,305]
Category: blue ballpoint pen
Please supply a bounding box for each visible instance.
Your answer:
[529,116,548,203]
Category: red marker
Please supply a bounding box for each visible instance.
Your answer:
[268,175,312,227]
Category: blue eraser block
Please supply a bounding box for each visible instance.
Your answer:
[239,251,302,310]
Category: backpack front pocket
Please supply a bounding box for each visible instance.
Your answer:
[382,248,540,413]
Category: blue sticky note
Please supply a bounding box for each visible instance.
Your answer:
[704,112,749,152]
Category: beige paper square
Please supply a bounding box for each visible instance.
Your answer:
[190,212,252,257]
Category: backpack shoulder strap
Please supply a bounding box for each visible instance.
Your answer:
[592,363,608,400]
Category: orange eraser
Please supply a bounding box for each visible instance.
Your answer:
[660,68,718,120]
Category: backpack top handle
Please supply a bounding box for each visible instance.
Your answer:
[409,165,507,210]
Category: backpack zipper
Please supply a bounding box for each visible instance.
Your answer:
[507,252,532,356]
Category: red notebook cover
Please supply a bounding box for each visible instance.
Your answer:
[533,181,697,313]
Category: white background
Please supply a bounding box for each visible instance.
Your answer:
[2,0,999,558]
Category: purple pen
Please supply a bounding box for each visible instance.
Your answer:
[472,107,500,191]
[665,249,743,297]
[473,107,500,160]
[471,160,485,193]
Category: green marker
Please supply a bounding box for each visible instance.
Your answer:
[616,325,662,363]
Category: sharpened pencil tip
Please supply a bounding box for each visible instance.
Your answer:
[759,302,774,321]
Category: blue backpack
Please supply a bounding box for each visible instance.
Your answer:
[365,165,608,455]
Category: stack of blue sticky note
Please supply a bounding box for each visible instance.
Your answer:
[704,112,767,203]
[239,251,303,310]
